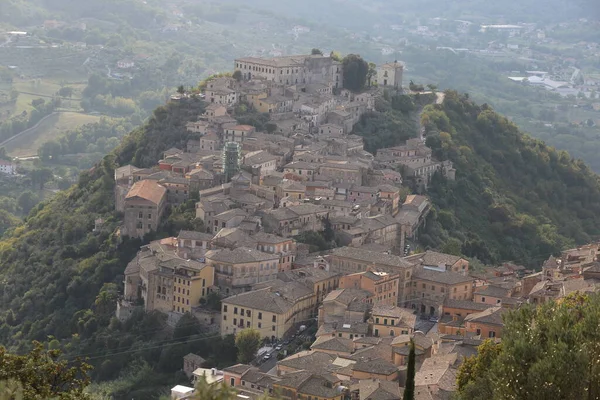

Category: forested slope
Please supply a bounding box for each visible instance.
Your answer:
[0,98,243,398]
[421,91,600,267]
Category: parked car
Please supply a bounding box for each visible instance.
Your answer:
[263,354,271,360]
[429,317,439,323]
[275,345,282,351]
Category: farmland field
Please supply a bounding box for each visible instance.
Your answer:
[4,112,101,157]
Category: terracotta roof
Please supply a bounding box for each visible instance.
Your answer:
[205,247,277,264]
[311,336,354,354]
[413,268,474,285]
[125,180,166,205]
[359,379,402,400]
[223,364,252,375]
[464,306,506,326]
[277,351,335,372]
[178,230,213,241]
[352,358,398,376]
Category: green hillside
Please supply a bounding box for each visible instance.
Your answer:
[421,91,600,266]
[0,90,600,395]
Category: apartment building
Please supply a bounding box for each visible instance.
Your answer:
[205,247,280,294]
[123,240,215,314]
[220,280,315,340]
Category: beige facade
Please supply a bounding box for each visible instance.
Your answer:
[220,282,315,340]
[123,240,215,314]
[339,270,400,307]
[377,61,404,89]
[407,269,474,316]
[123,180,167,238]
[205,247,280,294]
[234,54,343,88]
[329,247,414,304]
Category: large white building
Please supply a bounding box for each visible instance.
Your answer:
[0,160,16,175]
[234,54,343,88]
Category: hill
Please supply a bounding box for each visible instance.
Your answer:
[420,91,600,266]
[1,89,600,395]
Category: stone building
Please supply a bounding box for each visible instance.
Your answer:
[234,54,343,88]
[123,180,167,238]
[377,61,404,89]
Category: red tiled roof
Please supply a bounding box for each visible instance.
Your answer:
[125,180,166,205]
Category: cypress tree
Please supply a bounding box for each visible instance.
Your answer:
[403,339,416,400]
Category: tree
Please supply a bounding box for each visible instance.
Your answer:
[329,51,342,62]
[403,339,416,400]
[17,191,38,214]
[342,54,369,92]
[409,80,425,92]
[311,48,323,55]
[265,122,277,134]
[31,168,53,190]
[456,293,600,400]
[206,291,222,311]
[426,84,438,93]
[177,85,185,95]
[0,342,91,400]
[58,87,74,98]
[232,70,242,81]
[174,313,202,340]
[235,328,261,364]
[191,375,237,400]
[367,62,377,86]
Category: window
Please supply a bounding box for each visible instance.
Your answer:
[272,326,275,331]
[432,285,436,291]
[272,315,276,322]
[138,212,143,218]
[384,318,388,325]
[481,297,486,302]
[422,283,426,289]
[376,317,380,324]
[246,310,251,317]
[223,315,227,320]
[224,305,228,312]
[476,328,481,335]
[258,322,262,328]
[148,213,152,219]
[391,320,395,326]
[489,331,496,338]
[234,307,238,315]
[258,312,262,320]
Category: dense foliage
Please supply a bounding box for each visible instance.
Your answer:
[0,98,242,398]
[38,118,132,163]
[422,91,600,267]
[0,341,91,400]
[456,293,600,399]
[342,54,369,93]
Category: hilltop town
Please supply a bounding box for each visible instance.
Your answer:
[102,53,600,400]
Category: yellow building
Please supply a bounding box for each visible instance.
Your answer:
[123,239,215,315]
[221,281,315,341]
[369,305,416,337]
[172,262,215,314]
